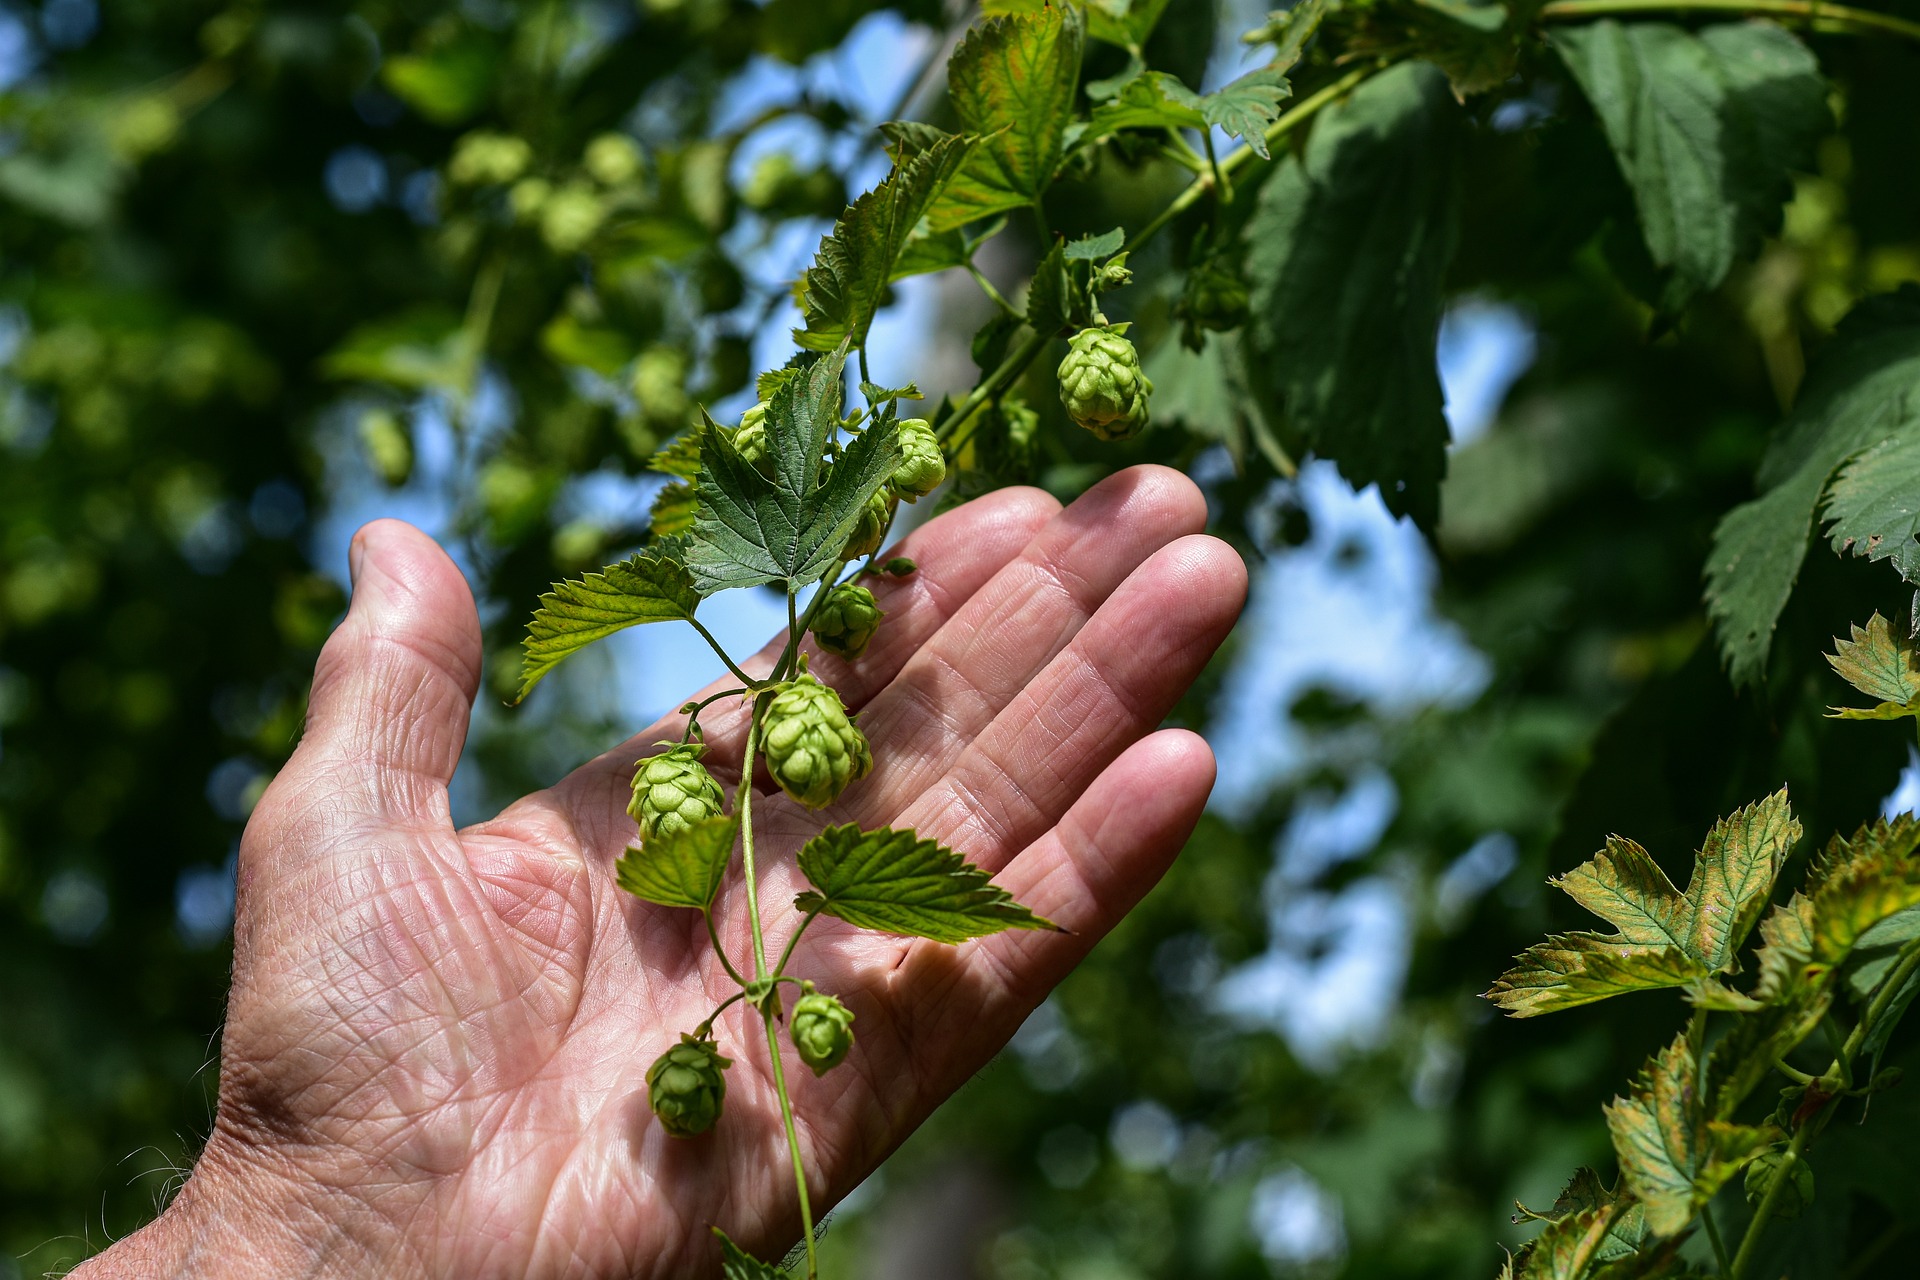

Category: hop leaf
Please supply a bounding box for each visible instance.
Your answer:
[1825,611,1920,720]
[614,813,737,913]
[1486,791,1800,1016]
[646,1032,731,1137]
[1605,1032,1776,1236]
[517,554,702,700]
[794,824,1061,943]
[712,1229,785,1280]
[762,673,873,809]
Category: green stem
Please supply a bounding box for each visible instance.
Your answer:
[1731,1117,1815,1279]
[936,327,1052,447]
[705,910,748,987]
[695,990,746,1037]
[690,618,760,688]
[1703,1203,1733,1276]
[1539,0,1920,41]
[680,686,749,742]
[776,911,820,976]
[966,262,1018,315]
[1202,128,1231,205]
[763,999,819,1279]
[735,702,770,980]
[1123,64,1375,257]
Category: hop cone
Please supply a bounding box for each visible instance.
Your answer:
[1057,324,1152,441]
[890,418,946,500]
[790,988,855,1076]
[841,488,893,562]
[733,401,774,478]
[811,583,884,660]
[628,743,726,840]
[763,672,871,809]
[646,1033,731,1137]
[1177,259,1250,348]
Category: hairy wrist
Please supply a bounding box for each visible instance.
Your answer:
[71,1130,425,1280]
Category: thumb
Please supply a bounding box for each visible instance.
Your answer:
[292,518,483,826]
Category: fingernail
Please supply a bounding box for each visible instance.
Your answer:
[348,534,366,589]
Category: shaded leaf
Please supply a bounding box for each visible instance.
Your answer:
[1513,1168,1650,1265]
[796,131,974,352]
[1706,288,1920,683]
[1080,0,1174,48]
[1825,430,1920,583]
[1202,68,1292,159]
[614,815,736,912]
[1552,20,1826,311]
[794,824,1060,943]
[931,3,1085,233]
[649,481,698,540]
[322,306,476,393]
[647,431,703,480]
[1606,1033,1776,1236]
[518,554,701,700]
[1243,61,1460,530]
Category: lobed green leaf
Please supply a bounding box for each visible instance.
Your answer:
[1825,611,1920,719]
[517,553,701,700]
[711,1228,784,1280]
[614,815,737,913]
[793,824,1060,944]
[1553,20,1827,312]
[1243,61,1460,530]
[685,349,903,593]
[795,132,974,352]
[932,2,1085,233]
[1605,1032,1776,1237]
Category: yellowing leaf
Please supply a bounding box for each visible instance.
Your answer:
[1807,814,1920,962]
[1512,1168,1649,1266]
[1605,1033,1775,1237]
[614,815,736,912]
[931,3,1085,233]
[517,553,701,700]
[1825,611,1920,720]
[794,824,1060,944]
[1487,791,1799,1016]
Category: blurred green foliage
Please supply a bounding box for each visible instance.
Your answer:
[9,0,1920,1277]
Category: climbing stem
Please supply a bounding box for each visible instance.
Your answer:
[776,911,820,976]
[763,999,820,1279]
[1539,0,1920,42]
[1702,1203,1733,1276]
[735,702,770,979]
[1731,1115,1816,1279]
[705,910,748,987]
[691,618,760,688]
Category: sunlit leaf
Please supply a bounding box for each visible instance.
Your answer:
[517,554,701,700]
[1825,611,1920,719]
[685,349,902,593]
[614,814,736,912]
[794,824,1060,943]
[931,3,1085,233]
[712,1227,784,1280]
[1825,433,1920,583]
[1488,791,1799,1015]
[795,131,974,351]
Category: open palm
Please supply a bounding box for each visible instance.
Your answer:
[88,467,1243,1280]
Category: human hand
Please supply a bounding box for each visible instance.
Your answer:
[77,466,1245,1280]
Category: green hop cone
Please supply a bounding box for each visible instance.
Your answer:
[810,583,884,660]
[763,672,872,809]
[889,418,945,501]
[1057,323,1152,441]
[1744,1148,1815,1219]
[733,401,774,478]
[841,487,894,561]
[646,1032,731,1137]
[790,986,855,1076]
[627,742,726,840]
[1177,259,1251,349]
